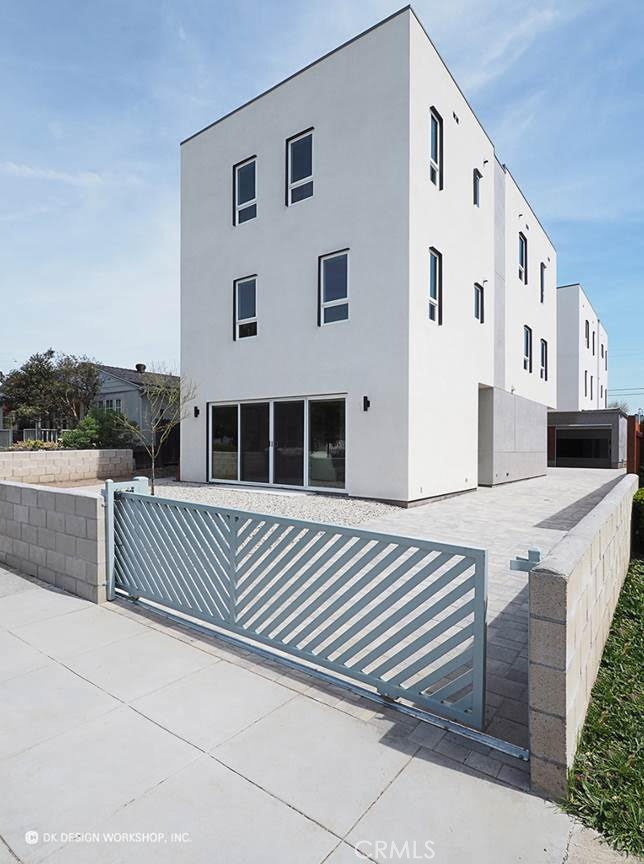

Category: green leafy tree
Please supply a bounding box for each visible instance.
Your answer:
[59,415,99,449]
[90,408,136,449]
[54,354,100,425]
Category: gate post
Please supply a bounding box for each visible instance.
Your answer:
[470,549,488,729]
[103,479,115,601]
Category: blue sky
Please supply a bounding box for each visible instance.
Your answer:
[1,0,643,408]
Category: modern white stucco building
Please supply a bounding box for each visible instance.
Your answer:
[556,283,608,411]
[180,6,557,504]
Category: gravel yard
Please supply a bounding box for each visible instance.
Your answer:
[152,479,398,527]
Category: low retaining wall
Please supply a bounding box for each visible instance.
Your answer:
[0,449,133,484]
[528,473,637,798]
[0,481,106,603]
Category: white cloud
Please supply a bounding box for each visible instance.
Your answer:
[0,161,142,188]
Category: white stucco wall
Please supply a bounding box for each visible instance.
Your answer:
[407,14,495,500]
[502,172,557,408]
[180,7,558,502]
[556,284,607,411]
[180,11,411,501]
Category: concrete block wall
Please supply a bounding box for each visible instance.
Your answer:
[0,481,106,603]
[528,473,637,798]
[0,449,133,484]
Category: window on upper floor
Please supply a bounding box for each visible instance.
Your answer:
[540,339,548,381]
[585,320,590,348]
[584,370,588,397]
[473,169,482,206]
[540,263,546,303]
[590,375,594,400]
[286,129,313,205]
[319,250,349,325]
[428,248,443,323]
[523,325,533,372]
[429,108,443,188]
[519,233,528,284]
[233,157,257,225]
[600,384,604,400]
[592,330,596,355]
[605,350,608,370]
[234,276,257,339]
[601,343,605,359]
[474,283,484,323]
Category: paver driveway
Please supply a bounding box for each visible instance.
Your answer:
[0,565,631,864]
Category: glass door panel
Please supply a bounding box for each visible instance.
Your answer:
[240,402,269,483]
[308,399,345,489]
[273,401,304,486]
[211,405,238,481]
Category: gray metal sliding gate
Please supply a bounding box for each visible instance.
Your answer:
[104,479,488,729]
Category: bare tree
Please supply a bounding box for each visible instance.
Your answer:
[608,399,631,414]
[115,366,195,495]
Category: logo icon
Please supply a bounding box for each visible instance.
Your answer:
[25,831,39,845]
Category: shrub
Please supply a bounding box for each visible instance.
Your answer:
[633,489,644,553]
[10,439,60,451]
[59,415,99,449]
[89,408,136,449]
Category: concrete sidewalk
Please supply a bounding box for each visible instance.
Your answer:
[0,566,632,864]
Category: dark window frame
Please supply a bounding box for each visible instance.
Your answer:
[540,262,546,303]
[473,169,482,206]
[233,275,258,341]
[428,247,443,324]
[318,248,349,327]
[429,107,444,189]
[540,338,548,380]
[523,325,533,372]
[519,232,528,284]
[232,155,257,226]
[285,127,314,206]
[474,282,484,323]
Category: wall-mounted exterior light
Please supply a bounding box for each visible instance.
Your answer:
[193,406,200,418]
[363,396,371,412]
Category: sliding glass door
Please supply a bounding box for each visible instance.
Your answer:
[210,397,345,490]
[308,399,345,489]
[274,400,304,486]
[240,402,269,483]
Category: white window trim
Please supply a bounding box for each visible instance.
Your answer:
[428,248,442,323]
[234,276,258,339]
[429,109,442,188]
[287,130,314,205]
[319,250,349,326]
[474,282,484,322]
[523,325,533,372]
[540,339,548,380]
[234,157,257,226]
[208,394,347,492]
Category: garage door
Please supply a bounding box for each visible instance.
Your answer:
[555,427,611,468]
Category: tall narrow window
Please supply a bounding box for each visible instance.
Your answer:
[286,129,313,204]
[428,247,443,323]
[115,398,122,414]
[584,370,588,397]
[540,262,546,303]
[601,343,605,359]
[523,325,533,372]
[474,283,484,322]
[600,384,603,400]
[211,405,238,481]
[429,108,443,188]
[605,350,608,370]
[590,375,594,400]
[319,251,348,325]
[233,157,256,224]
[585,320,590,348]
[540,339,548,380]
[473,169,482,206]
[234,276,257,339]
[519,233,528,284]
[592,331,596,355]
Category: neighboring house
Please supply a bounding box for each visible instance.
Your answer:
[0,390,11,448]
[180,7,557,504]
[556,283,609,411]
[96,364,179,446]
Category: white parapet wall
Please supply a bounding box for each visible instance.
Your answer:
[0,481,106,603]
[0,449,133,484]
[528,473,637,798]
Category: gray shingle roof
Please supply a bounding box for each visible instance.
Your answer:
[97,365,179,387]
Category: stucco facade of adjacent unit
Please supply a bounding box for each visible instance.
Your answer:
[180,6,557,504]
[556,283,608,411]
